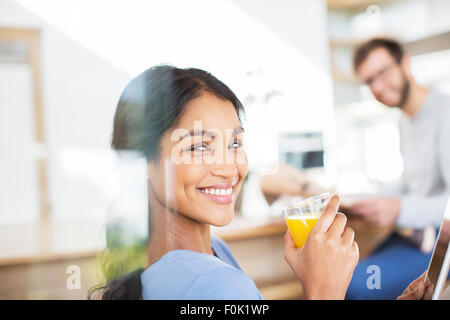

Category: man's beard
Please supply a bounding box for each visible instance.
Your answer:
[397,71,410,109]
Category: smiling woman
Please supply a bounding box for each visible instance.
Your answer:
[146,91,248,233]
[89,65,263,299]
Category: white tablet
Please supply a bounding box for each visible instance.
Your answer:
[425,197,450,300]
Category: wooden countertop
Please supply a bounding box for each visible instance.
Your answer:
[0,220,105,266]
[211,216,287,241]
[0,216,286,267]
[213,214,394,259]
[0,213,393,267]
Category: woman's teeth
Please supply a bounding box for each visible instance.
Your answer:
[199,188,232,196]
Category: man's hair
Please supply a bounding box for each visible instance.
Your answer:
[353,38,404,72]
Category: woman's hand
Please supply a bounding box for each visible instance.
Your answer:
[397,272,434,300]
[284,195,359,300]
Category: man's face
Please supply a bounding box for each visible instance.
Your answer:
[356,47,410,108]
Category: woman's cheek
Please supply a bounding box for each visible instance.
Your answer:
[174,161,208,194]
[237,153,249,178]
[171,163,208,219]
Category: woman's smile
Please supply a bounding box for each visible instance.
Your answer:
[197,179,239,205]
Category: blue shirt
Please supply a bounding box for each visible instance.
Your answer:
[140,237,264,299]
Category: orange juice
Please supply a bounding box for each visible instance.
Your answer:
[285,214,320,248]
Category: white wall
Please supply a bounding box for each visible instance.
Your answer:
[0,64,40,224]
[0,0,130,223]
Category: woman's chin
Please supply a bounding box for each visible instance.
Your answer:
[208,207,234,227]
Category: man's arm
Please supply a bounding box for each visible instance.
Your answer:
[351,103,450,228]
[396,104,450,228]
[396,193,449,228]
[378,179,407,197]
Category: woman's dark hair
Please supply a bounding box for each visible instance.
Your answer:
[111,65,244,160]
[353,38,404,72]
[89,65,245,300]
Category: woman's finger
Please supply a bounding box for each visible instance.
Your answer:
[284,230,297,252]
[314,195,340,234]
[341,227,355,246]
[352,240,359,257]
[327,212,347,239]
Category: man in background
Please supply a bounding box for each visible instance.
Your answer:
[347,38,450,299]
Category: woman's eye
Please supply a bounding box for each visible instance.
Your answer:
[190,144,209,152]
[229,140,243,149]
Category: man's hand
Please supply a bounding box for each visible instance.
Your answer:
[397,271,434,300]
[350,197,400,227]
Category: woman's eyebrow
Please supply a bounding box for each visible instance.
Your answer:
[178,130,215,141]
[178,127,244,142]
[233,126,245,136]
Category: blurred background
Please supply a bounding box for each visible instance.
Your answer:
[1,0,449,299]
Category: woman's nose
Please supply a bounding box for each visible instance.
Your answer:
[210,162,238,178]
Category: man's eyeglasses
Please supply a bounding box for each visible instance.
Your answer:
[363,63,397,87]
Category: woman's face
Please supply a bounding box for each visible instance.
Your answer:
[147,92,248,227]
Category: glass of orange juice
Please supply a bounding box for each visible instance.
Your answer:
[282,193,330,248]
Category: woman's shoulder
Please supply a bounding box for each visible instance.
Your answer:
[141,248,263,299]
[181,263,263,300]
[167,247,234,274]
[142,248,237,283]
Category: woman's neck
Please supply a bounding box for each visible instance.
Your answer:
[146,199,214,267]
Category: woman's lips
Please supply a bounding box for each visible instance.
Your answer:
[197,180,238,205]
[197,189,233,204]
